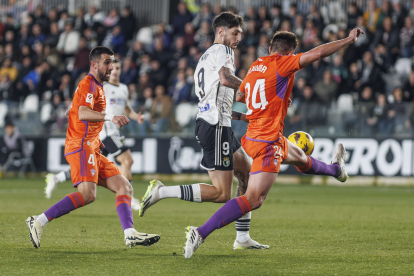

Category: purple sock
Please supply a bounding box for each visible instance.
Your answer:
[198,196,251,240]
[296,156,340,177]
[116,195,133,230]
[44,192,84,221]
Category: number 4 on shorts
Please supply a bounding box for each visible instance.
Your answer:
[88,154,95,166]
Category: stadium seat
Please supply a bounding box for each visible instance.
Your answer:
[0,102,8,128]
[336,94,354,114]
[394,58,412,77]
[175,103,196,128]
[22,94,39,115]
[40,102,53,124]
[136,27,153,45]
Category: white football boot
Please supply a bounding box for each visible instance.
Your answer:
[25,216,45,248]
[139,179,164,217]
[184,226,204,259]
[44,173,58,199]
[125,230,160,248]
[233,238,269,250]
[333,143,348,182]
[130,196,140,211]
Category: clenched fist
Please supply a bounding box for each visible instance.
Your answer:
[112,115,129,129]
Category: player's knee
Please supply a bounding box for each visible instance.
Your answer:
[120,181,133,196]
[122,155,133,166]
[212,188,231,203]
[81,192,96,204]
[215,193,231,203]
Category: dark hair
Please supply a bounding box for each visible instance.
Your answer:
[89,46,114,64]
[212,12,244,33]
[270,31,298,54]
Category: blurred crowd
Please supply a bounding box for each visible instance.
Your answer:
[0,0,414,137]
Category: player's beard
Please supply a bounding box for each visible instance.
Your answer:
[97,68,110,82]
[223,36,238,49]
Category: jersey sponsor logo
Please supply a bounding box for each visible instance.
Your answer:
[86,93,93,103]
[109,98,126,105]
[198,103,210,112]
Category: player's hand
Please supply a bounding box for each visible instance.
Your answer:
[349,27,365,43]
[288,98,292,107]
[136,111,145,124]
[112,115,129,129]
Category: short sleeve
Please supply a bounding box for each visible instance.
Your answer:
[77,81,97,109]
[216,45,234,71]
[276,53,304,77]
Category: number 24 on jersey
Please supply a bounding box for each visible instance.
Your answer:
[245,79,268,115]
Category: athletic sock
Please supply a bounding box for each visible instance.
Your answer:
[37,213,49,226]
[159,186,181,199]
[159,184,202,202]
[116,195,133,231]
[179,184,202,202]
[198,196,251,240]
[296,156,340,178]
[236,211,251,243]
[43,192,85,223]
[56,169,71,183]
[124,228,136,236]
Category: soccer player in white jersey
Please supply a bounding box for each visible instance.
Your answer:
[45,60,142,210]
[139,12,268,250]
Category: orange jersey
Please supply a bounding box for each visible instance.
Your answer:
[65,74,106,156]
[240,53,303,142]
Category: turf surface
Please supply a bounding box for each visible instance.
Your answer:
[0,177,413,275]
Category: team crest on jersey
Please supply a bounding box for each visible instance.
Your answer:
[110,98,115,104]
[90,169,96,176]
[86,93,93,103]
[223,157,230,167]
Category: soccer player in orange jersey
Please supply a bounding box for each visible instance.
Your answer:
[26,47,160,249]
[184,28,365,258]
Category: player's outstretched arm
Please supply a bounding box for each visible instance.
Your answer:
[124,104,144,124]
[232,111,249,123]
[78,106,129,128]
[219,67,243,90]
[299,28,364,68]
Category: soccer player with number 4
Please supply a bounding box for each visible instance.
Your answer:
[184,28,365,258]
[26,47,160,249]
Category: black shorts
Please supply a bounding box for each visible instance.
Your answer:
[195,119,241,171]
[100,133,129,158]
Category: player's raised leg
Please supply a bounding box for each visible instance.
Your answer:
[284,140,348,182]
[185,172,276,258]
[139,122,238,217]
[44,169,71,199]
[233,147,268,249]
[115,149,140,210]
[99,173,160,247]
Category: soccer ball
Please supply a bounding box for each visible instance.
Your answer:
[287,131,314,156]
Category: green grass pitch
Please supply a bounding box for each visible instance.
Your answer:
[1,177,414,275]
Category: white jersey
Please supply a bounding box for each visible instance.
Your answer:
[100,82,129,140]
[194,43,235,127]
